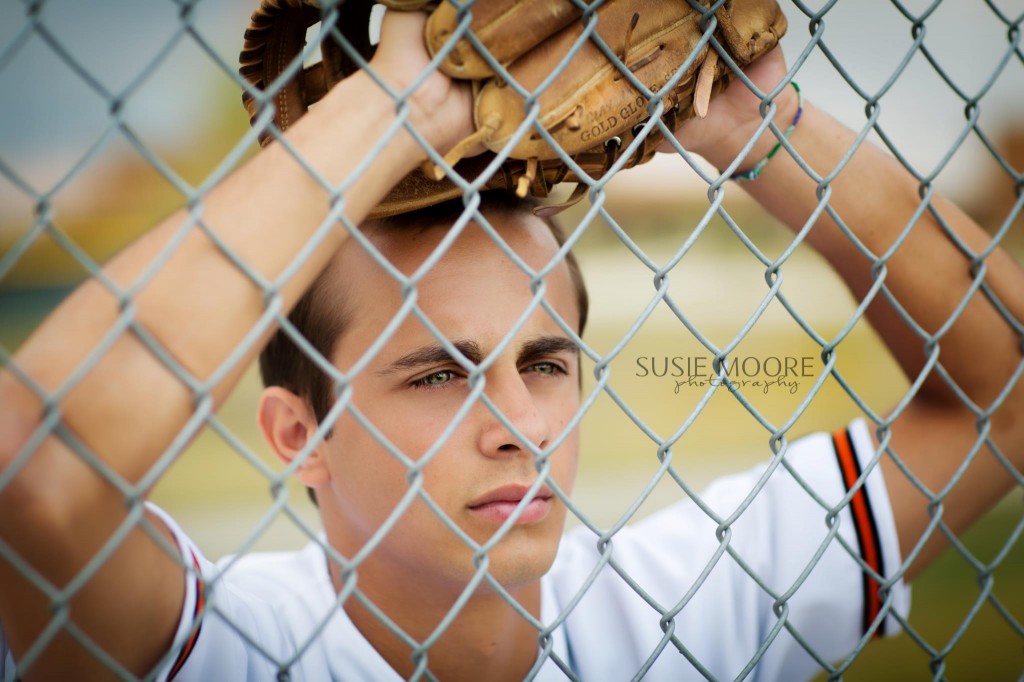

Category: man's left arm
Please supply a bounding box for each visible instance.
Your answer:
[674,51,1024,581]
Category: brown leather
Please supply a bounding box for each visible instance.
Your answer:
[240,0,373,145]
[238,0,786,218]
[474,2,713,160]
[455,0,786,161]
[715,0,788,64]
[425,1,592,80]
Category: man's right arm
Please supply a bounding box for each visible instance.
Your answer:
[0,12,470,679]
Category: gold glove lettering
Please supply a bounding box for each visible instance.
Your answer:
[580,115,619,143]
[619,95,646,122]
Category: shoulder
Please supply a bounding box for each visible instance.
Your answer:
[210,539,335,626]
[145,505,336,677]
[217,541,327,595]
[543,422,909,680]
[165,540,340,681]
[147,501,332,619]
[552,423,854,571]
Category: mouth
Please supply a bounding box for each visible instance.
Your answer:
[467,483,555,525]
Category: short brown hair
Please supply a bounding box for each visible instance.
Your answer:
[259,193,589,500]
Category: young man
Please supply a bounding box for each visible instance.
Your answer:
[0,8,1021,682]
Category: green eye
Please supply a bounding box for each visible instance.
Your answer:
[529,362,562,376]
[413,370,456,387]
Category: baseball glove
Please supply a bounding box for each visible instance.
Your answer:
[239,0,786,218]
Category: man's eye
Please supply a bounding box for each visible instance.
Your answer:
[527,362,563,376]
[412,370,458,388]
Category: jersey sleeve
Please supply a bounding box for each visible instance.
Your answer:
[735,418,911,679]
[549,418,910,682]
[144,504,206,682]
[145,504,292,682]
[830,419,908,639]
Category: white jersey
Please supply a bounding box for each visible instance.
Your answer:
[1,420,909,681]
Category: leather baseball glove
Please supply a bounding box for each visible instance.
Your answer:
[240,0,786,218]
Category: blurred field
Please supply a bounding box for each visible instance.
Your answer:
[1,0,1021,677]
[2,201,1021,680]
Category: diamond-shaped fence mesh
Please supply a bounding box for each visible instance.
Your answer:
[0,0,1022,680]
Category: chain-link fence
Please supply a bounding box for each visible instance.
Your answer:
[0,0,1022,680]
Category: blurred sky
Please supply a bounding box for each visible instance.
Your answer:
[0,0,1021,218]
[0,0,254,156]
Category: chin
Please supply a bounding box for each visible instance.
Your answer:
[473,523,564,590]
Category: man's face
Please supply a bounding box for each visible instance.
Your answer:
[316,209,582,593]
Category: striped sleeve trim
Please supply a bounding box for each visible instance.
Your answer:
[168,550,205,680]
[832,426,886,638]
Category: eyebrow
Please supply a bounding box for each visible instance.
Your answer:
[517,336,579,365]
[377,335,578,375]
[378,340,483,375]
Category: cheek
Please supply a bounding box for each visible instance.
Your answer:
[328,419,412,519]
[329,405,471,513]
[543,393,581,491]
[552,428,580,494]
[362,391,472,460]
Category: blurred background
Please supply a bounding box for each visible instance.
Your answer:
[0,1,1021,679]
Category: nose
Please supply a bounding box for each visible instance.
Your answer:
[476,368,550,459]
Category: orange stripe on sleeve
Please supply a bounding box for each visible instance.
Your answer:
[833,427,885,638]
[168,551,205,680]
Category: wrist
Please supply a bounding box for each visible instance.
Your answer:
[365,55,473,161]
[728,82,803,182]
[317,70,425,164]
[702,82,802,175]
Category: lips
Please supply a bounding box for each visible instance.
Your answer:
[467,484,554,525]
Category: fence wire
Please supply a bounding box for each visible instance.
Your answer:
[0,0,1022,681]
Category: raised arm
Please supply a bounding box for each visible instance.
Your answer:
[0,12,471,679]
[671,50,1024,580]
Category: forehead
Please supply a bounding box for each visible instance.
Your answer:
[371,209,561,276]
[327,208,580,354]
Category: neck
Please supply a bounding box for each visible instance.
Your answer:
[330,556,543,681]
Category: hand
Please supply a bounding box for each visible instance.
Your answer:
[368,9,476,158]
[659,48,796,171]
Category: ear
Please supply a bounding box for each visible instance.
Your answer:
[257,386,331,488]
